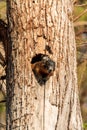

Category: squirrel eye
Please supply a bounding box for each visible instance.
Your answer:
[43,64,47,68]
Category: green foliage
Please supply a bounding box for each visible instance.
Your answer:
[0,91,5,113]
[75,1,87,125]
[77,61,86,87]
[0,103,5,113]
[0,1,6,10]
[74,6,87,21]
[83,123,87,130]
[0,1,6,19]
[79,0,87,4]
[81,66,87,88]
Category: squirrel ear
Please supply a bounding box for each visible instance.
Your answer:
[31,53,43,64]
[31,53,50,64]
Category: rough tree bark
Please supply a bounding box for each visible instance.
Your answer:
[6,0,83,130]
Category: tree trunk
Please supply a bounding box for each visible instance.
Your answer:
[6,0,83,130]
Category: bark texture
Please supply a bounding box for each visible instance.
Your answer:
[6,0,83,130]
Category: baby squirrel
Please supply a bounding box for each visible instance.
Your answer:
[31,54,55,85]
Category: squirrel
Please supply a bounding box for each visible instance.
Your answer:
[31,54,55,85]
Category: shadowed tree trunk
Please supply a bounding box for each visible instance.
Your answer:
[6,0,83,130]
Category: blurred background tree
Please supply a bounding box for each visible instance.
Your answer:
[0,0,6,130]
[74,0,87,129]
[0,0,87,129]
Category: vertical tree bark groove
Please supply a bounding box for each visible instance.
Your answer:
[6,0,83,130]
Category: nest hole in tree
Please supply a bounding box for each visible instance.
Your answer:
[31,53,55,85]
